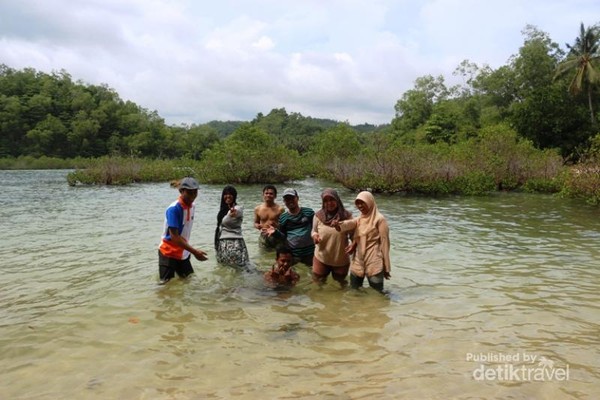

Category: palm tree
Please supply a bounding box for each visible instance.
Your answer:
[554,22,600,124]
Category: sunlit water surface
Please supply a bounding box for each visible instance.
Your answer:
[1,170,599,399]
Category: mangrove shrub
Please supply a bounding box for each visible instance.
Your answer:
[320,124,564,195]
[197,124,303,183]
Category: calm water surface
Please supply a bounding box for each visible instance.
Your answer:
[1,170,599,399]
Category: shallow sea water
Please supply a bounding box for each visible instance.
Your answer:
[1,170,599,399]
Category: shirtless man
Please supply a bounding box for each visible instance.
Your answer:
[254,184,285,249]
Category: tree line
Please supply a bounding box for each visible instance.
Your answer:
[392,24,599,160]
[0,64,381,159]
[2,23,598,161]
[1,23,600,202]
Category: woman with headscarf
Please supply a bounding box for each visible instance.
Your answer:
[334,191,391,292]
[215,185,252,270]
[311,188,353,287]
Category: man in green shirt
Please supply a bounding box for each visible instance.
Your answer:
[266,188,315,266]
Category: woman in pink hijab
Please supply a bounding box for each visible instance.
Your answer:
[335,191,391,292]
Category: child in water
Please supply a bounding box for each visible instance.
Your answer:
[264,245,300,289]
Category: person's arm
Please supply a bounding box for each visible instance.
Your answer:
[339,218,358,254]
[168,227,207,261]
[338,218,357,233]
[311,216,321,244]
[289,269,300,285]
[378,219,391,278]
[266,213,287,239]
[264,270,274,285]
[229,205,243,221]
[264,266,280,288]
[253,205,262,230]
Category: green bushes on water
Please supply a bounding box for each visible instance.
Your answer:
[310,124,565,196]
[66,157,194,185]
[195,124,304,183]
[65,125,305,186]
[560,164,600,205]
[0,155,91,170]
[557,134,600,205]
[7,123,599,205]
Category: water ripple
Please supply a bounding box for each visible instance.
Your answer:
[1,171,599,398]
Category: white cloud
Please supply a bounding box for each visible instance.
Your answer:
[252,36,275,51]
[0,0,598,125]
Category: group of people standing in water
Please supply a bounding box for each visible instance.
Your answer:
[158,178,391,292]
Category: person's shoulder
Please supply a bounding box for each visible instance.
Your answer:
[265,203,283,212]
[263,272,276,286]
[290,270,300,284]
[301,207,315,216]
[166,199,183,213]
[377,215,390,228]
[278,212,287,225]
[166,199,181,208]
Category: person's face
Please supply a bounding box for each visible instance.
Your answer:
[223,193,234,206]
[323,196,338,213]
[283,195,299,211]
[276,252,293,270]
[355,199,369,215]
[181,189,198,205]
[263,189,276,204]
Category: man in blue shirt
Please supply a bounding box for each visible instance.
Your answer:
[158,177,208,284]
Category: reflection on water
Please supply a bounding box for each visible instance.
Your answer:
[1,170,599,399]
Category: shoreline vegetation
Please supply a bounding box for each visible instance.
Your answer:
[1,141,598,205]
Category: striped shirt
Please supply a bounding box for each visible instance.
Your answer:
[277,207,315,258]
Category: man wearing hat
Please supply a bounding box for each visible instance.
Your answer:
[265,188,315,267]
[158,177,208,284]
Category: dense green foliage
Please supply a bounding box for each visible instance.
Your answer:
[308,123,564,195]
[0,66,366,160]
[392,25,599,159]
[2,23,600,203]
[196,124,303,183]
[0,155,91,170]
[560,164,600,205]
[66,125,306,185]
[555,22,600,124]
[66,157,194,185]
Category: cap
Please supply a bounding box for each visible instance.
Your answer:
[178,177,200,190]
[282,188,298,198]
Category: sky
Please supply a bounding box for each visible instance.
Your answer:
[0,0,598,126]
